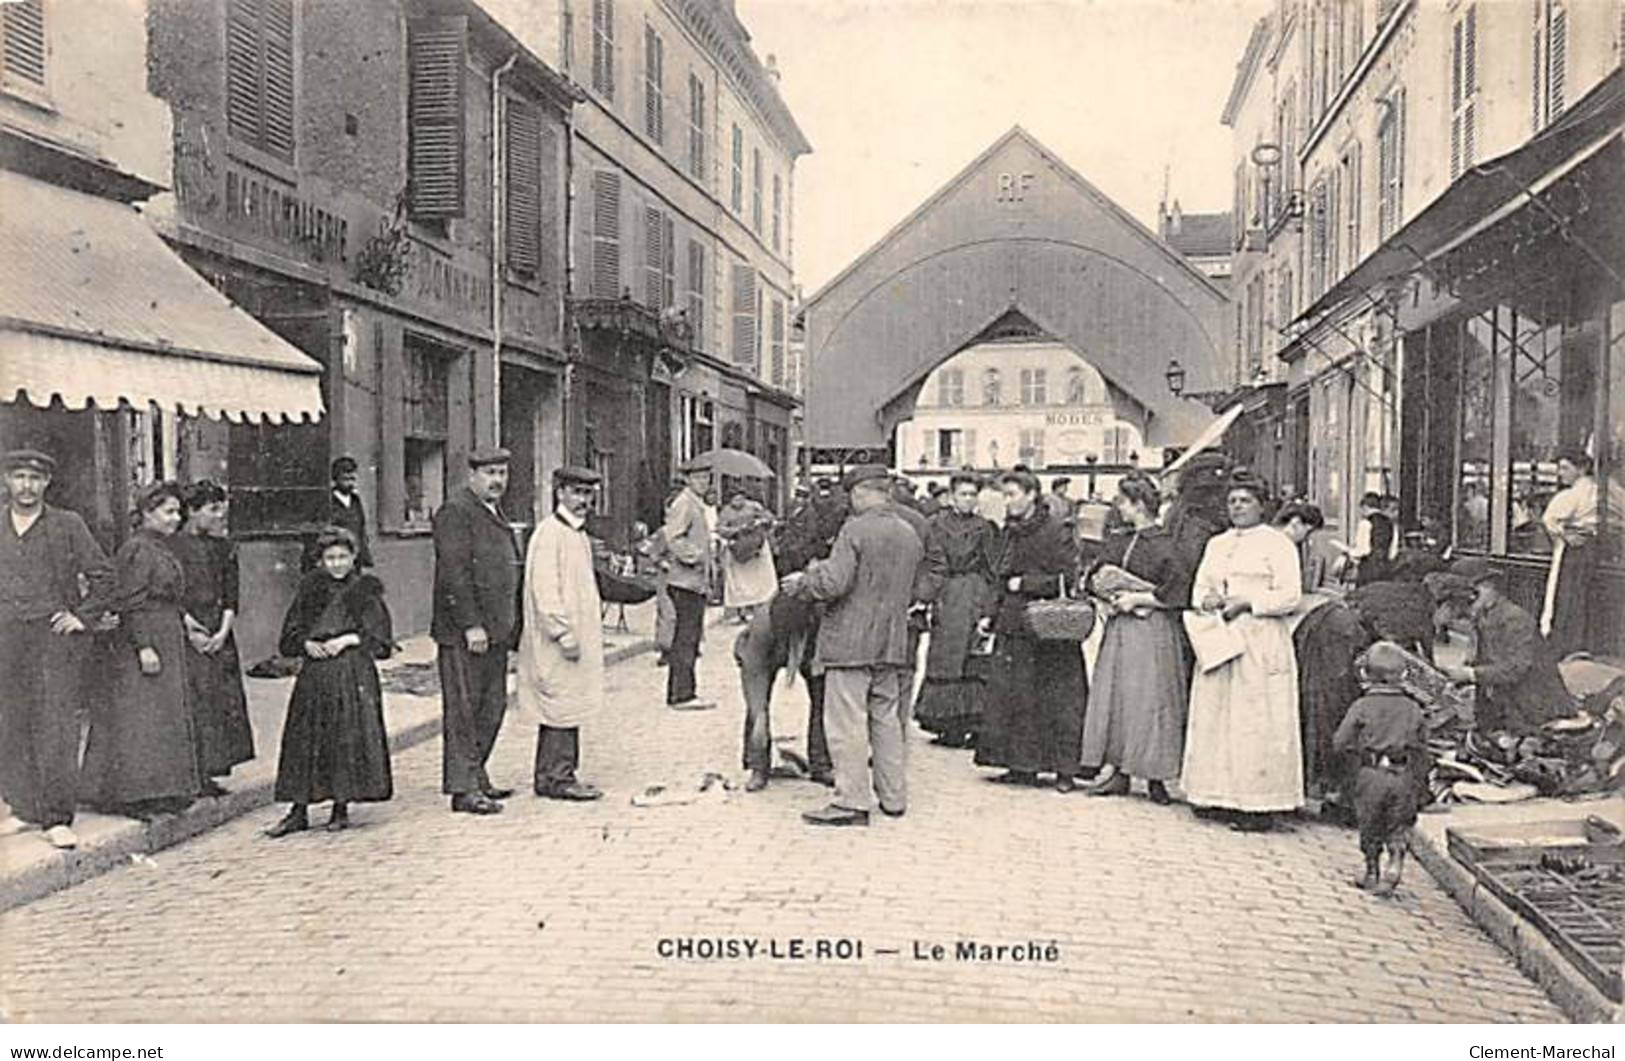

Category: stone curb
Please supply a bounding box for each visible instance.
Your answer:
[1410,823,1622,1024]
[0,631,674,915]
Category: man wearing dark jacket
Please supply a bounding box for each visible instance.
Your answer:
[782,466,924,826]
[432,448,523,815]
[1441,558,1573,735]
[0,449,114,848]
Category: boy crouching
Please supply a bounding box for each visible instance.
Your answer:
[1333,641,1429,896]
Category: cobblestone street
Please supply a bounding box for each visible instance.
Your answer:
[0,640,1564,1023]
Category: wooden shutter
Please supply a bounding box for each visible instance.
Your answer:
[1548,4,1566,120]
[770,297,786,386]
[262,0,294,157]
[643,25,662,143]
[1,0,45,86]
[688,74,705,178]
[662,214,676,310]
[643,205,664,308]
[730,264,756,367]
[408,17,467,219]
[591,0,614,98]
[506,100,542,273]
[686,239,705,342]
[224,0,294,158]
[591,170,621,298]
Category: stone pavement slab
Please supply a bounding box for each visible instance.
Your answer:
[0,629,1568,1023]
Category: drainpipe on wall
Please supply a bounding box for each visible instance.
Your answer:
[490,53,519,449]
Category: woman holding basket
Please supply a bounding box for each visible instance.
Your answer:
[973,469,1088,792]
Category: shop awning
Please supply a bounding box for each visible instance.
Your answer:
[1297,67,1625,324]
[0,170,324,423]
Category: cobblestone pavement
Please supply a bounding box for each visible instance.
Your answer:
[0,634,1564,1023]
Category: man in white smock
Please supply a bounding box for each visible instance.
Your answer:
[517,466,607,802]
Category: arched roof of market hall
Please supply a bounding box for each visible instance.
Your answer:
[802,126,1230,451]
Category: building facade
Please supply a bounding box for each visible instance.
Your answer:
[143,0,579,658]
[0,0,324,570]
[802,127,1230,479]
[486,0,810,530]
[897,335,1145,500]
[1224,0,1625,650]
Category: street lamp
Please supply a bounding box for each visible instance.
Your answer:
[1165,358,1186,397]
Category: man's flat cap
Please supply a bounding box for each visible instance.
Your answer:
[467,446,512,468]
[842,465,889,491]
[4,449,55,474]
[552,465,603,488]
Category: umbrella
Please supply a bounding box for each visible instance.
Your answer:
[684,447,776,479]
[1161,404,1243,477]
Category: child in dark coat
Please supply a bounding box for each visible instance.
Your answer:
[1333,641,1428,895]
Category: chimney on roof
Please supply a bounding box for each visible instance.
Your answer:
[765,53,780,83]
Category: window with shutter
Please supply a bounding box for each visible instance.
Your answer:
[661,214,676,310]
[0,0,45,91]
[1548,3,1566,121]
[1377,90,1404,240]
[1450,6,1478,180]
[506,100,542,273]
[751,148,763,233]
[730,264,756,367]
[687,74,706,180]
[591,0,614,100]
[591,170,622,298]
[643,25,663,144]
[770,297,786,386]
[772,174,782,252]
[225,0,296,161]
[730,124,743,213]
[686,239,706,346]
[1309,178,1328,296]
[1531,3,1544,132]
[408,17,467,220]
[1341,142,1361,275]
[643,205,663,308]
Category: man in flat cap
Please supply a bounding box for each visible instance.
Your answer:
[660,456,716,711]
[303,455,373,571]
[515,466,606,800]
[1439,558,1573,736]
[780,464,924,826]
[0,449,114,848]
[432,446,523,815]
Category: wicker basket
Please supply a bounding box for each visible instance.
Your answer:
[1023,578,1096,642]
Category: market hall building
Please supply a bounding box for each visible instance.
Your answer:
[800,127,1230,484]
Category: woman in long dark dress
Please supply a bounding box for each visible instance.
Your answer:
[81,482,203,818]
[973,469,1088,792]
[167,481,254,794]
[914,473,997,748]
[267,527,394,836]
[1080,473,1192,804]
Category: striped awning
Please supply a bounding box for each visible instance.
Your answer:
[0,169,324,423]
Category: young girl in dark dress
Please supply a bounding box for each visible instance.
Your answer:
[267,527,394,836]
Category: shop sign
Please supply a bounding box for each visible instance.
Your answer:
[408,241,492,321]
[223,166,349,265]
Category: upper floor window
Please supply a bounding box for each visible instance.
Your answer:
[771,174,782,253]
[643,24,663,144]
[643,205,674,310]
[505,100,545,274]
[730,124,743,213]
[1531,1,1568,132]
[1065,367,1088,405]
[591,0,614,100]
[982,368,1001,406]
[1020,368,1047,406]
[1339,141,1361,275]
[937,368,964,407]
[1376,89,1405,240]
[560,0,574,74]
[1,0,47,96]
[1450,5,1479,180]
[408,16,466,220]
[226,0,296,161]
[730,263,756,367]
[590,169,622,298]
[750,147,763,233]
[687,73,705,181]
[686,238,706,348]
